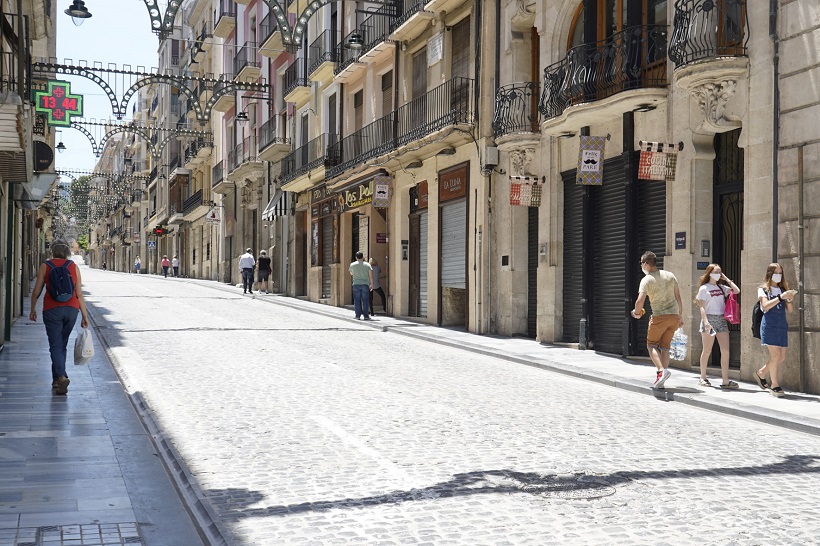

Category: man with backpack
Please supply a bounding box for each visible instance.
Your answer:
[28,239,89,395]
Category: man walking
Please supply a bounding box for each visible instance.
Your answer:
[349,251,373,320]
[632,251,683,389]
[172,254,180,277]
[239,248,255,294]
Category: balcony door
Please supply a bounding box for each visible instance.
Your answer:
[411,48,427,131]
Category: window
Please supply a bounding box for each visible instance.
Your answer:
[381,71,393,116]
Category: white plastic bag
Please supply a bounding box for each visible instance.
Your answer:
[74,327,94,365]
[670,327,688,361]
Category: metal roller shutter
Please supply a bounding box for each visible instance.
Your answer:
[419,211,429,317]
[321,218,332,298]
[562,171,584,343]
[527,207,538,338]
[440,200,467,289]
[635,177,667,355]
[591,156,627,354]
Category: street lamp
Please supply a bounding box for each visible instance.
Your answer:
[64,0,92,26]
[55,130,66,153]
[345,31,364,52]
[235,110,249,123]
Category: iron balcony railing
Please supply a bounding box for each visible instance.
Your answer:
[212,160,224,188]
[390,0,426,33]
[228,135,260,173]
[259,117,291,151]
[361,4,395,54]
[235,41,259,75]
[669,0,748,68]
[214,0,236,26]
[0,16,31,98]
[169,154,181,173]
[260,10,279,44]
[395,77,474,147]
[308,30,339,75]
[150,166,158,181]
[284,59,309,96]
[336,28,362,75]
[281,133,339,182]
[493,81,540,137]
[327,77,475,178]
[183,189,204,215]
[327,115,395,179]
[539,25,668,120]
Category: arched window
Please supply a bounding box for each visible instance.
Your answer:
[567,0,668,49]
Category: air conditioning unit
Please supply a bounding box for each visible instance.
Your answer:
[484,146,499,167]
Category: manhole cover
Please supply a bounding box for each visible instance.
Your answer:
[493,471,617,500]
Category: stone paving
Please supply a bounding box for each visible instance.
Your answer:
[81,267,820,546]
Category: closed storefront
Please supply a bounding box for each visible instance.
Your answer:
[311,185,337,300]
[409,182,429,318]
[439,163,468,327]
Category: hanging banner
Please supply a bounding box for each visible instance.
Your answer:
[576,135,607,186]
[372,175,391,208]
[509,177,542,207]
[638,141,679,182]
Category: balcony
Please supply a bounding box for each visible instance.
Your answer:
[184,137,211,168]
[326,77,475,179]
[199,25,214,53]
[227,135,265,181]
[183,188,210,220]
[213,0,236,39]
[284,60,310,105]
[538,25,668,134]
[389,0,434,44]
[212,160,233,194]
[424,0,467,16]
[211,79,236,112]
[308,30,339,84]
[357,5,396,64]
[260,10,285,57]
[280,133,340,190]
[669,0,749,132]
[258,117,292,162]
[492,82,540,147]
[235,41,261,82]
[169,201,185,224]
[334,29,367,83]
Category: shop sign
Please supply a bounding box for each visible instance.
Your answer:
[337,179,374,212]
[638,140,680,182]
[311,185,332,204]
[376,232,387,243]
[372,175,391,208]
[34,80,83,127]
[417,181,428,209]
[439,165,468,202]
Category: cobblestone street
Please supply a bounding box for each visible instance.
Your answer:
[85,269,820,545]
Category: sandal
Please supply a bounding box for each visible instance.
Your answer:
[770,387,785,398]
[753,372,769,390]
[720,381,739,389]
[698,378,712,387]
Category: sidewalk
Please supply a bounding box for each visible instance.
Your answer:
[204,280,820,438]
[0,296,204,546]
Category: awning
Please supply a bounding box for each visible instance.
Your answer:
[12,173,60,210]
[262,190,290,221]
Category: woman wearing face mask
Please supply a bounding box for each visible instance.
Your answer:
[694,264,740,388]
[754,263,797,397]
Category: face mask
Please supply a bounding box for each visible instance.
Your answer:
[710,273,721,282]
[772,273,782,283]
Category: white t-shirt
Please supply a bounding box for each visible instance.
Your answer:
[758,286,782,303]
[697,283,730,315]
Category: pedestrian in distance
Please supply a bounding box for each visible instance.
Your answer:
[349,251,373,320]
[256,250,271,294]
[28,239,89,395]
[239,248,256,294]
[754,263,797,397]
[631,251,684,389]
[172,255,179,277]
[134,255,141,274]
[101,260,106,271]
[161,255,171,278]
[694,264,740,389]
[368,257,387,316]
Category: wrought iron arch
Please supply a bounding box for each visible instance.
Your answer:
[97,125,157,159]
[32,62,121,117]
[264,0,295,48]
[67,122,101,156]
[144,0,183,37]
[119,75,205,123]
[290,0,332,48]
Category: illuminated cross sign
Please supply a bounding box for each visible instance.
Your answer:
[34,81,83,127]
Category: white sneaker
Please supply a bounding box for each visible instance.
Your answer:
[653,369,671,389]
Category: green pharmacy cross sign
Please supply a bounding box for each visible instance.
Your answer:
[34,80,83,127]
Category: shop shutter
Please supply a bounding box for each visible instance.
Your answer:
[440,200,467,289]
[591,156,627,354]
[419,211,429,317]
[527,206,538,338]
[562,171,583,343]
[321,217,332,298]
[635,176,667,355]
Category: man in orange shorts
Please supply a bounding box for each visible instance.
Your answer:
[631,251,684,389]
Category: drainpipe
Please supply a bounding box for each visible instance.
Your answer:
[798,145,805,393]
[770,0,779,262]
[4,199,13,341]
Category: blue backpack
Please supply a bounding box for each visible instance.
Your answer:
[45,260,75,302]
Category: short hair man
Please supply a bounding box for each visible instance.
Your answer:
[239,248,256,294]
[348,251,373,320]
[632,251,683,389]
[256,250,271,294]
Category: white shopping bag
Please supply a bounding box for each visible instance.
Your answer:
[74,327,94,365]
[670,327,688,361]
